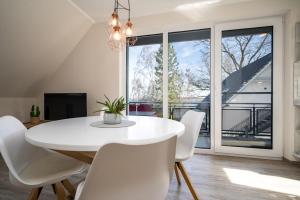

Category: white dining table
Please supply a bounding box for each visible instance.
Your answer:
[25,116,185,164]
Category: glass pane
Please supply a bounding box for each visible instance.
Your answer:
[168,29,211,149]
[221,26,273,149]
[126,34,163,117]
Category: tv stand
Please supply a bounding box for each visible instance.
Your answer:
[23,120,50,129]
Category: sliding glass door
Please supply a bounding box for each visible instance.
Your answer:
[221,27,273,149]
[126,17,283,157]
[215,18,283,157]
[126,30,211,149]
[168,30,211,149]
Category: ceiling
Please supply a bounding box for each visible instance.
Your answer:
[71,0,253,22]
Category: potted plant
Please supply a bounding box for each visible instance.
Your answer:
[95,96,126,124]
[30,105,40,124]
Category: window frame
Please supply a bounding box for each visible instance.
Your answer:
[214,17,283,158]
[121,16,283,158]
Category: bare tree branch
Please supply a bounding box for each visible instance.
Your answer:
[240,35,253,67]
[222,43,240,71]
[247,34,269,65]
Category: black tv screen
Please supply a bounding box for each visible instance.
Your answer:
[44,93,87,120]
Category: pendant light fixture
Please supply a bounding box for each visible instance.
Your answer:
[108,0,137,50]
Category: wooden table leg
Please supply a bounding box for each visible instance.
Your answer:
[54,182,66,200]
[28,187,43,200]
[49,150,93,199]
[62,179,76,198]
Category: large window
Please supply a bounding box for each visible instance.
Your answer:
[126,18,282,157]
[221,26,273,149]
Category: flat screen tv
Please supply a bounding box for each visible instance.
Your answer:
[44,93,87,120]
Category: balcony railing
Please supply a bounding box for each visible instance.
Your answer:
[222,103,271,137]
[127,101,271,140]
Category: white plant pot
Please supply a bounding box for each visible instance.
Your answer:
[103,113,122,124]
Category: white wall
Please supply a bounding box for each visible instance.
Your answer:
[130,0,296,34]
[0,98,37,122]
[0,0,93,97]
[37,0,300,160]
[37,23,119,117]
[0,0,93,122]
[284,6,300,161]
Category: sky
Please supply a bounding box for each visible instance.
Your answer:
[128,40,211,101]
[128,41,210,77]
[172,41,203,67]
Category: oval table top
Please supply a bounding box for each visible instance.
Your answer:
[25,116,185,152]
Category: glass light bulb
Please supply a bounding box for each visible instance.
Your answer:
[111,17,118,26]
[110,12,119,27]
[125,27,133,36]
[125,20,133,36]
[113,31,121,41]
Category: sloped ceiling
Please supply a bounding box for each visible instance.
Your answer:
[0,0,93,97]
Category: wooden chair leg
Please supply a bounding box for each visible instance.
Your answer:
[176,162,200,200]
[174,164,181,185]
[61,179,76,197]
[28,187,43,200]
[54,182,66,200]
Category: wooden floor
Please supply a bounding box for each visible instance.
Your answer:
[0,154,299,200]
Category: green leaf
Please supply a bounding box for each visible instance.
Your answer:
[95,96,127,115]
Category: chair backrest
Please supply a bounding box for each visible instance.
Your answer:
[77,135,177,200]
[0,116,44,180]
[177,110,205,158]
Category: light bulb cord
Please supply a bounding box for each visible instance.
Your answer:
[113,0,131,21]
[128,0,131,21]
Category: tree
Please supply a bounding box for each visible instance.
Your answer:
[154,44,183,103]
[185,39,211,91]
[187,33,272,89]
[130,46,157,101]
[221,34,271,76]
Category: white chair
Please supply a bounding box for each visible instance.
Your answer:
[0,116,87,200]
[74,135,177,200]
[174,110,205,200]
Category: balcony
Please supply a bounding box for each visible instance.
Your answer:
[128,100,272,149]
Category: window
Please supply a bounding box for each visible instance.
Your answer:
[126,18,282,155]
[126,34,163,117]
[168,29,211,149]
[126,30,211,149]
[221,27,273,149]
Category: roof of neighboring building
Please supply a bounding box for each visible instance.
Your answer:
[199,53,272,108]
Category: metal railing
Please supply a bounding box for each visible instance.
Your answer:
[222,103,272,138]
[127,100,272,139]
